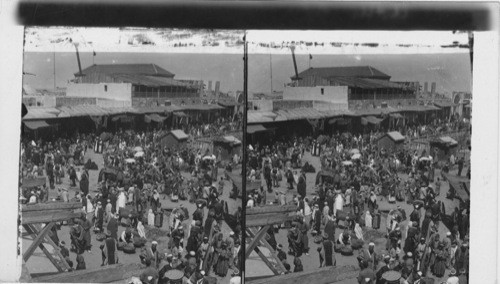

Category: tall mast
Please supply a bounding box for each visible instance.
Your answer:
[269,52,273,94]
[240,31,248,280]
[53,46,56,91]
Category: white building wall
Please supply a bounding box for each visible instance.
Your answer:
[283,86,349,109]
[249,99,274,111]
[66,83,132,102]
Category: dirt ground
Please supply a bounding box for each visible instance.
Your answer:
[22,148,241,284]
[246,150,465,283]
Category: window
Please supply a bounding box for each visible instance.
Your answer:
[104,85,108,92]
[321,88,324,95]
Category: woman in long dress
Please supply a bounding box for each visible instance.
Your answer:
[136,221,146,238]
[333,193,344,217]
[86,195,94,214]
[215,241,230,277]
[432,243,447,277]
[116,190,126,212]
[147,209,155,226]
[364,211,373,229]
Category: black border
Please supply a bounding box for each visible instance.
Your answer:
[17,1,494,30]
[16,1,495,282]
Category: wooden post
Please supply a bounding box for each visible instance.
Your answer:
[23,222,54,262]
[245,225,271,259]
[23,224,65,272]
[246,227,287,274]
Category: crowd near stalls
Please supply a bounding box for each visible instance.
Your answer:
[246,126,470,284]
[20,114,243,284]
[184,115,243,139]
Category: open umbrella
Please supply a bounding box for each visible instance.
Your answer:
[125,158,136,164]
[133,146,143,152]
[349,149,360,155]
[342,161,353,166]
[351,153,362,160]
[202,155,216,161]
[134,151,145,158]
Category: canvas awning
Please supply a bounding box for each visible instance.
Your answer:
[439,136,458,146]
[389,113,404,119]
[173,111,188,117]
[247,124,270,134]
[215,135,242,146]
[247,111,277,123]
[24,120,51,130]
[111,115,130,122]
[362,116,383,125]
[328,118,342,125]
[145,114,166,123]
[23,108,61,120]
[170,130,189,140]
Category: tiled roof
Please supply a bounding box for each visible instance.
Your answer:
[77,64,174,78]
[295,66,391,80]
[111,74,191,87]
[330,77,409,89]
[57,105,110,117]
[274,108,325,121]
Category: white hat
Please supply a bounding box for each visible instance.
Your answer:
[152,241,158,245]
[190,251,195,256]
[369,242,375,246]
[446,232,451,236]
[230,231,235,236]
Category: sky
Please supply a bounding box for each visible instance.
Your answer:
[23,51,472,96]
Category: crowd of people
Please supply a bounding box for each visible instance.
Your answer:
[20,120,243,284]
[183,115,242,139]
[246,128,470,284]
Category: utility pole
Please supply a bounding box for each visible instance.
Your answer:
[269,52,273,94]
[53,46,56,91]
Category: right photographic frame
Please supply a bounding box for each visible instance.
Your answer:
[244,30,472,284]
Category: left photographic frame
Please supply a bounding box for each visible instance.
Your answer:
[19,27,244,284]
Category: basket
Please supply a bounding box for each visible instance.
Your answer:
[123,243,136,254]
[133,237,147,248]
[351,239,364,250]
[334,243,343,253]
[117,242,126,251]
[382,271,401,283]
[164,269,184,280]
[121,218,131,227]
[96,233,106,242]
[314,236,323,244]
[340,246,354,256]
